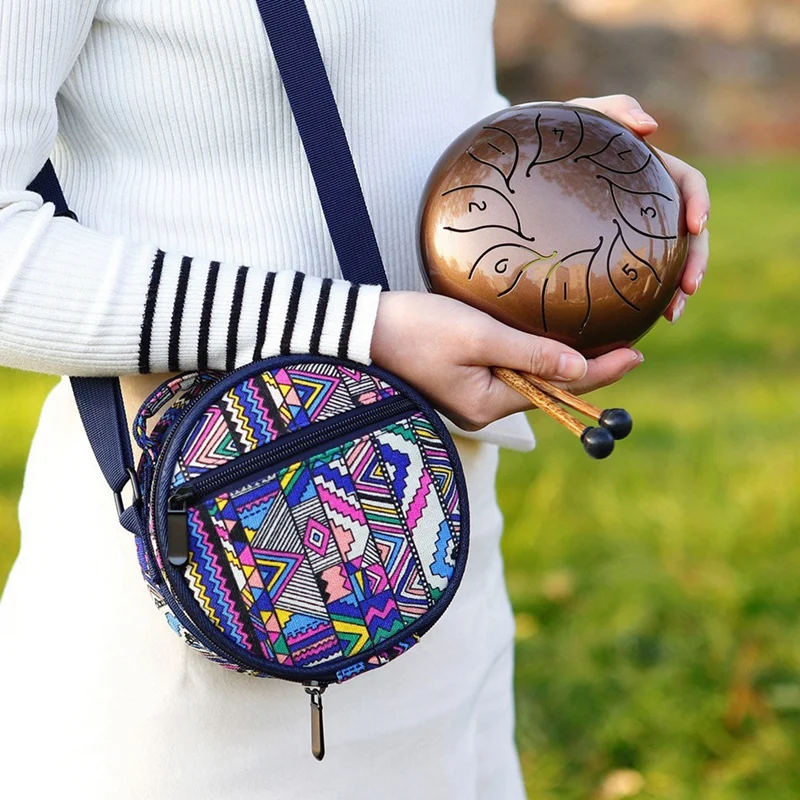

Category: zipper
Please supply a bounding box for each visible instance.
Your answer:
[304,682,327,760]
[166,395,414,567]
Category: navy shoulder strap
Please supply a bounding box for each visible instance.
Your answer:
[28,0,389,522]
[255,0,388,290]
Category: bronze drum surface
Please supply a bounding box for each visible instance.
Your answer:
[418,103,689,357]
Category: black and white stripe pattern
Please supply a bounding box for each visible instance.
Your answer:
[137,250,382,373]
[138,249,165,373]
[168,255,193,371]
[197,260,220,371]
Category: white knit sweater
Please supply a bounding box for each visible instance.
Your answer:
[0,0,508,377]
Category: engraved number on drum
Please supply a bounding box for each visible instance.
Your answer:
[621,263,639,281]
[495,258,509,274]
[640,206,657,219]
[553,128,564,142]
[468,200,488,214]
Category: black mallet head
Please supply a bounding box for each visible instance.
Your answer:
[581,426,615,459]
[598,408,633,440]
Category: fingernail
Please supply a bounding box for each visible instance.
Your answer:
[698,213,708,234]
[556,353,588,381]
[629,110,658,127]
[670,295,686,324]
[632,350,645,364]
[694,271,705,293]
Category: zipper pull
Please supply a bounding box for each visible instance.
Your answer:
[166,487,193,567]
[304,683,327,760]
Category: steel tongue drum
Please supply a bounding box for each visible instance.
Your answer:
[417,103,690,457]
[418,102,688,357]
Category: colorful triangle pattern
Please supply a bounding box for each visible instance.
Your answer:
[176,361,462,674]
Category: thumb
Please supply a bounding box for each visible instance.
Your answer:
[569,95,658,135]
[481,323,588,382]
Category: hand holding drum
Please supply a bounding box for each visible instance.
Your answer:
[418,103,689,458]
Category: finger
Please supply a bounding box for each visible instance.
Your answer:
[477,322,588,382]
[444,366,535,430]
[548,348,643,395]
[458,348,643,428]
[568,94,658,135]
[679,228,710,295]
[656,149,711,235]
[663,290,687,324]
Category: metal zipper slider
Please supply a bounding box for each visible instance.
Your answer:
[166,487,193,567]
[304,683,327,760]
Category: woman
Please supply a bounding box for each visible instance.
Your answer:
[0,1,709,797]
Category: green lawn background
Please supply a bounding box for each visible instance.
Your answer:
[1,160,798,798]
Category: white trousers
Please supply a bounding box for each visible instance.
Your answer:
[0,378,525,799]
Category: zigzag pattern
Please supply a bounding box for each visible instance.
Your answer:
[173,364,398,485]
[346,443,405,570]
[409,415,461,536]
[360,589,404,643]
[230,481,281,539]
[346,433,430,621]
[393,559,430,621]
[317,563,352,603]
[281,612,342,665]
[215,487,296,663]
[376,425,425,520]
[185,506,251,649]
[312,455,370,562]
[430,519,456,581]
[327,593,372,656]
[238,377,282,446]
[220,386,261,451]
[406,468,433,533]
[375,425,451,596]
[211,503,279,661]
[284,367,353,422]
[178,408,241,480]
[168,362,463,674]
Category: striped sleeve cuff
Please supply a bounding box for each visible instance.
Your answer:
[138,250,383,373]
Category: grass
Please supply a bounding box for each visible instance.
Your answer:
[1,158,798,798]
[498,158,800,798]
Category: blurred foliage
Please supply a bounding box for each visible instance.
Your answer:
[494,0,800,156]
[499,158,800,797]
[0,370,56,587]
[1,159,799,797]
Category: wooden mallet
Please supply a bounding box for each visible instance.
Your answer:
[492,368,633,459]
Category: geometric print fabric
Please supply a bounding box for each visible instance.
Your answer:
[182,414,462,672]
[173,362,397,486]
[129,358,467,685]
